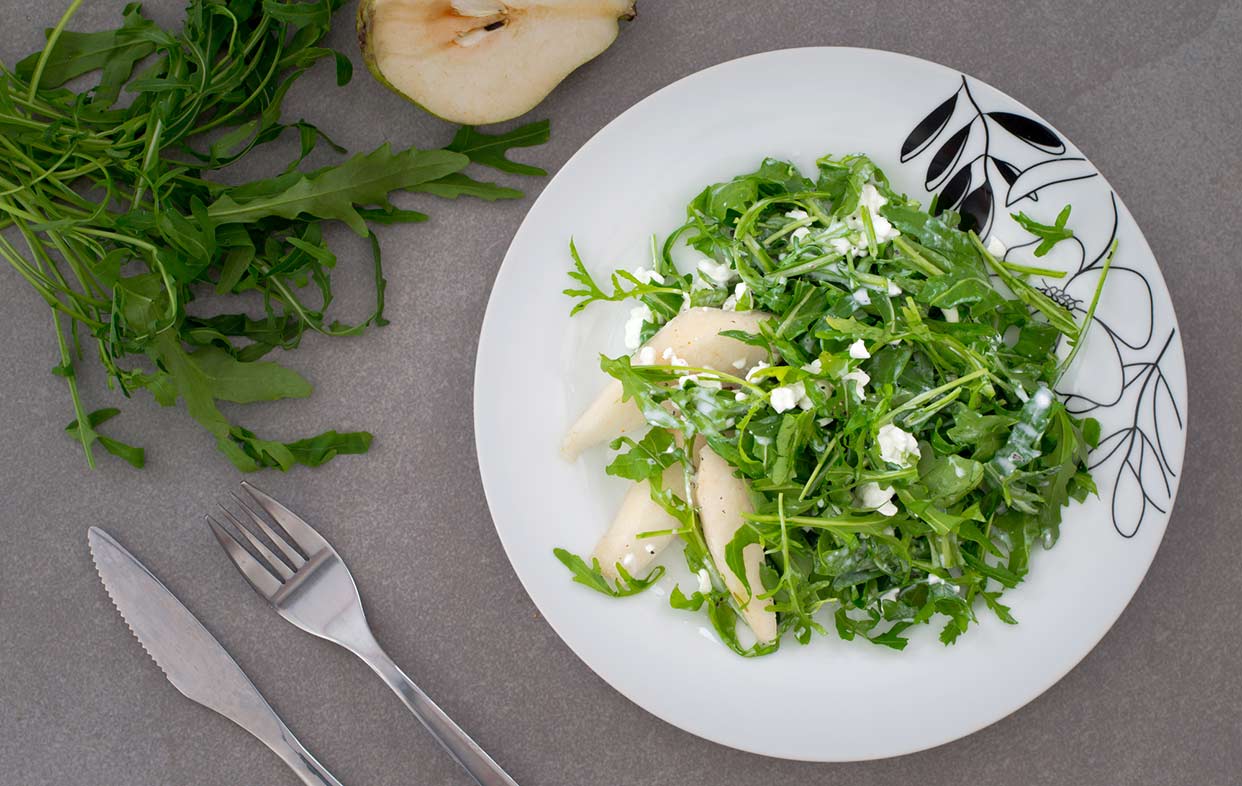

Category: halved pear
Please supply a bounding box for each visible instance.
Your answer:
[561,307,772,461]
[357,0,637,125]
[696,445,777,645]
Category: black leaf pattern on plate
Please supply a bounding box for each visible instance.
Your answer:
[901,93,958,161]
[926,124,971,189]
[936,165,971,214]
[993,157,1021,186]
[987,111,1066,154]
[958,180,992,234]
[898,83,1183,540]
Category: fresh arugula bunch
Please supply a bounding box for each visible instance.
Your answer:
[0,0,547,470]
[560,153,1112,655]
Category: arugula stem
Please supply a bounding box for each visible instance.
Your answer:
[892,236,945,276]
[1057,240,1117,380]
[24,0,85,101]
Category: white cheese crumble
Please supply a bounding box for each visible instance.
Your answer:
[886,279,903,296]
[985,235,1007,258]
[722,281,749,311]
[856,481,898,517]
[635,346,656,365]
[802,358,823,374]
[784,208,809,220]
[941,306,960,323]
[631,267,665,285]
[745,360,771,383]
[770,381,812,413]
[877,423,921,467]
[623,304,652,349]
[843,368,870,399]
[697,258,736,287]
[852,288,872,306]
[848,339,871,359]
[790,226,810,242]
[829,237,855,256]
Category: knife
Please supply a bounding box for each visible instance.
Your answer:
[88,527,343,786]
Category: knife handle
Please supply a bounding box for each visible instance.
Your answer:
[267,721,345,786]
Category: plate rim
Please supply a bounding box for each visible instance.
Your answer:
[473,45,1187,762]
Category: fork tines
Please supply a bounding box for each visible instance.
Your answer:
[207,482,327,599]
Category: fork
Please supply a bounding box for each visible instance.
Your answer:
[207,482,519,786]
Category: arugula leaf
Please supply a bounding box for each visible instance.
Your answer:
[552,548,666,597]
[65,408,146,469]
[1012,204,1074,257]
[207,145,469,235]
[446,120,550,176]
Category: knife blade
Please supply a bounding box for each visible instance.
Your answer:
[88,527,342,786]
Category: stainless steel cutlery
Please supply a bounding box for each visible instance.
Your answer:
[206,482,518,786]
[88,527,342,786]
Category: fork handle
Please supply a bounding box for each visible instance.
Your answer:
[356,641,518,786]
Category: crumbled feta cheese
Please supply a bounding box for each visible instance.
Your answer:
[635,346,656,365]
[631,267,665,285]
[817,417,832,427]
[886,279,903,296]
[848,339,871,359]
[856,482,898,517]
[852,288,872,306]
[731,358,747,369]
[829,237,855,256]
[623,304,652,349]
[985,235,1007,258]
[790,226,810,242]
[941,306,960,323]
[734,390,748,402]
[770,381,811,413]
[878,423,921,467]
[854,184,901,244]
[927,573,944,585]
[784,209,809,220]
[697,258,736,286]
[870,213,900,244]
[696,568,712,594]
[843,368,870,399]
[661,346,689,366]
[745,360,770,383]
[722,282,748,313]
[859,183,887,216]
[802,358,823,374]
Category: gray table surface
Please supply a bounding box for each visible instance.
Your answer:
[2,1,1240,784]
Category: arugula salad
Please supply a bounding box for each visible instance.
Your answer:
[555,153,1113,656]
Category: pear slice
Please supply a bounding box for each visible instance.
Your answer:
[357,0,637,125]
[592,463,681,580]
[696,445,777,645]
[561,307,771,461]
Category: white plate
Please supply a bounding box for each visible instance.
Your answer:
[474,48,1187,761]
